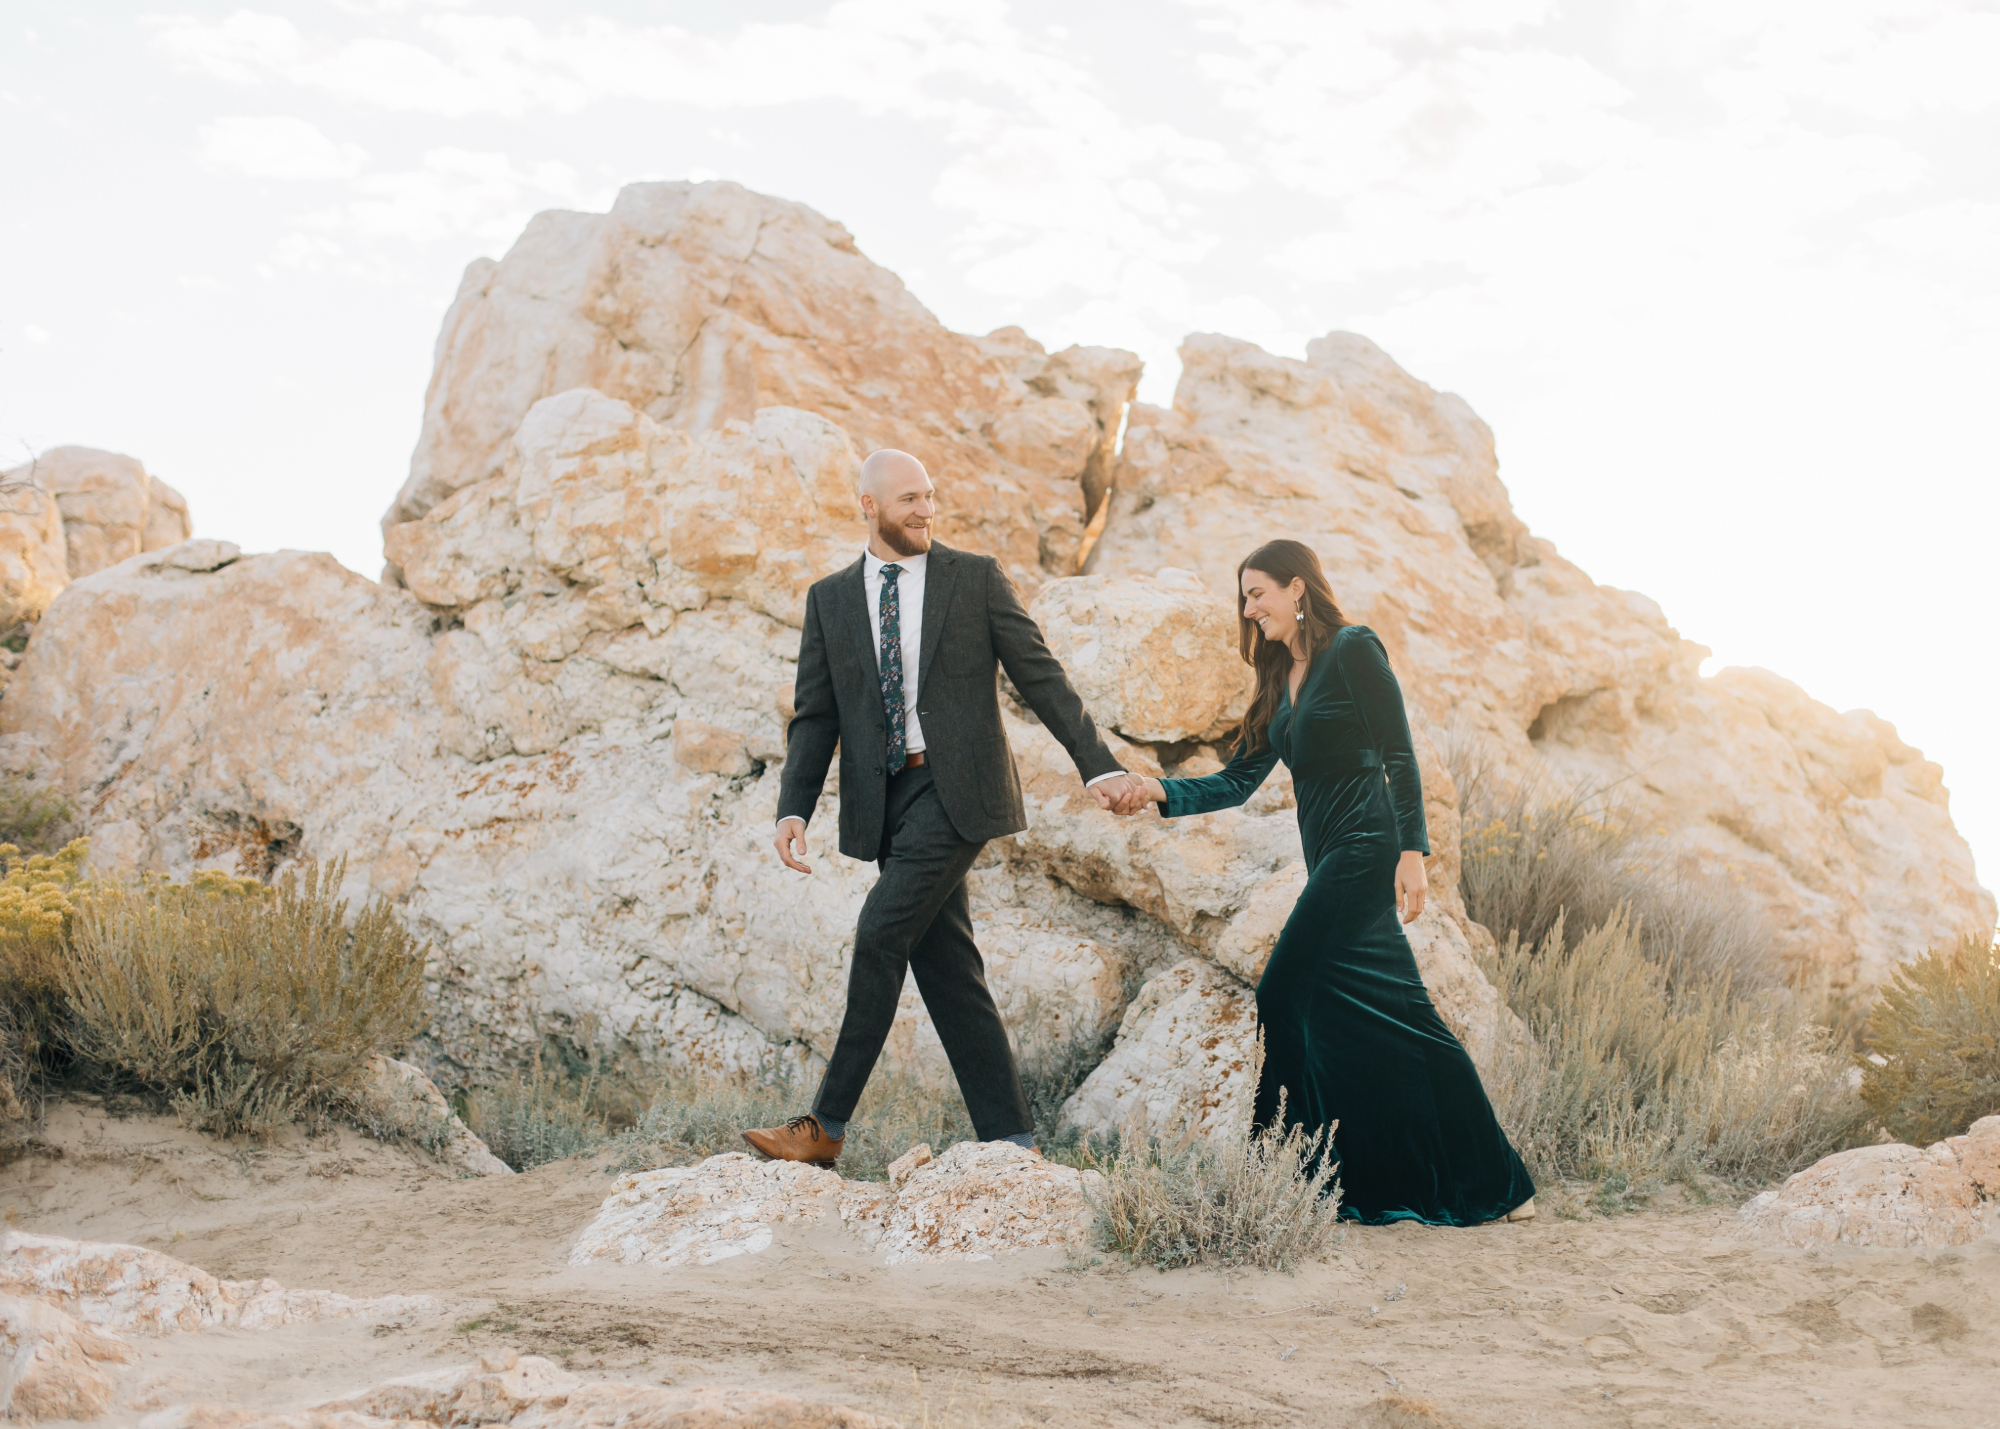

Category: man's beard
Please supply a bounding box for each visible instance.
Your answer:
[876,518,932,557]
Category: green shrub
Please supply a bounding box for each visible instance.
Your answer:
[467,1046,610,1170]
[1481,912,1866,1195]
[63,858,430,1136]
[1860,933,2000,1145]
[1090,1106,1343,1271]
[0,778,73,854]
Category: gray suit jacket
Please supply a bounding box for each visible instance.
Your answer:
[777,542,1123,859]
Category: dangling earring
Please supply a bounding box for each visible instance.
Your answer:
[1293,592,1308,624]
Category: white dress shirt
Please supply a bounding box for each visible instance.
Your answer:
[775,545,1125,829]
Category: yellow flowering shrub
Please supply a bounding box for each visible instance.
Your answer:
[0,839,91,1002]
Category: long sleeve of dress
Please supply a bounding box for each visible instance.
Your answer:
[1160,741,1279,819]
[1336,628,1431,855]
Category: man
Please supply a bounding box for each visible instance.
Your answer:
[743,449,1145,1166]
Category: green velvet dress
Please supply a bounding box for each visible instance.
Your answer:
[1162,625,1534,1226]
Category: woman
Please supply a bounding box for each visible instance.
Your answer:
[1113,539,1535,1226]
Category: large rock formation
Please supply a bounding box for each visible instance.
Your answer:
[1090,334,1992,984]
[0,179,1987,1124]
[0,448,191,604]
[1736,1115,2000,1248]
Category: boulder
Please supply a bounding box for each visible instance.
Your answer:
[1,447,191,580]
[1089,334,1992,985]
[1058,959,1259,1146]
[0,1233,430,1334]
[879,1140,1100,1265]
[0,481,69,629]
[349,1055,513,1177]
[571,1154,893,1267]
[1029,570,1250,743]
[385,180,1138,593]
[1736,1116,2000,1248]
[571,1146,1099,1267]
[0,1294,135,1422]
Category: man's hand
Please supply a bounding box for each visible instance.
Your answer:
[1395,850,1428,924]
[775,817,813,875]
[1092,772,1158,816]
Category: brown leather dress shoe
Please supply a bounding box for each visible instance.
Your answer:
[742,1114,843,1169]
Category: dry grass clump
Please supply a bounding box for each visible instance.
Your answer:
[1449,743,1772,993]
[467,1046,611,1171]
[1860,933,2000,1145]
[1481,913,1866,1197]
[1089,1106,1343,1271]
[0,841,90,1008]
[64,858,429,1136]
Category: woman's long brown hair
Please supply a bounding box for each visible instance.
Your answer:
[1233,539,1350,756]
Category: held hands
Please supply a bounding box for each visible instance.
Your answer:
[1091,772,1162,817]
[774,817,813,875]
[1395,850,1428,924]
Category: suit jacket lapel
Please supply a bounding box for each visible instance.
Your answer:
[832,558,875,674]
[917,543,960,698]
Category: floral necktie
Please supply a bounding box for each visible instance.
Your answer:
[878,564,906,775]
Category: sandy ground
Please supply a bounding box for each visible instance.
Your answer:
[1,1097,1995,1429]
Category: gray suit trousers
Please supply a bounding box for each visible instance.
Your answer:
[810,764,1029,1140]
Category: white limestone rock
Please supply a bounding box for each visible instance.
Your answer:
[350,1055,513,1177]
[879,1140,1101,1265]
[1736,1116,2000,1248]
[2,446,190,580]
[387,180,1137,592]
[0,1232,430,1335]
[570,1154,894,1267]
[1059,959,1260,1147]
[0,481,70,629]
[1029,569,1250,743]
[0,1294,135,1422]
[1090,333,1991,986]
[571,1146,1100,1268]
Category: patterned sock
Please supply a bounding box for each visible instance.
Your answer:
[1000,1131,1036,1149]
[812,1112,847,1140]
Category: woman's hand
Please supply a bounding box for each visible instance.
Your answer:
[1395,850,1428,924]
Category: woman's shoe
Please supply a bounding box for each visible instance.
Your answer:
[1503,1196,1537,1223]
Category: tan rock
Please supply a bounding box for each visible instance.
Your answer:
[1059,959,1259,1146]
[1029,570,1250,743]
[1089,332,1990,984]
[3,447,191,579]
[387,181,1136,591]
[1947,1115,2000,1197]
[886,1143,934,1191]
[674,718,753,777]
[350,1055,513,1177]
[0,1232,430,1334]
[880,1139,1102,1265]
[1735,1120,2000,1250]
[0,480,69,628]
[570,1154,894,1267]
[0,1294,135,1422]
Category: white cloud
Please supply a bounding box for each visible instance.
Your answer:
[305,148,591,244]
[22,325,49,344]
[200,115,367,179]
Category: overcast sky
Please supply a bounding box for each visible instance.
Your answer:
[5,1,1996,895]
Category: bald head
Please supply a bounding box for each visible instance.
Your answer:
[858,448,936,559]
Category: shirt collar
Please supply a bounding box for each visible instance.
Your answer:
[864,546,928,579]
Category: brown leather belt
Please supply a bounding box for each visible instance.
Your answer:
[901,750,928,769]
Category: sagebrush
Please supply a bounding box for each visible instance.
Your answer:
[1860,933,2000,1145]
[1480,912,1865,1196]
[64,858,430,1135]
[1449,740,1773,993]
[1090,1109,1343,1271]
